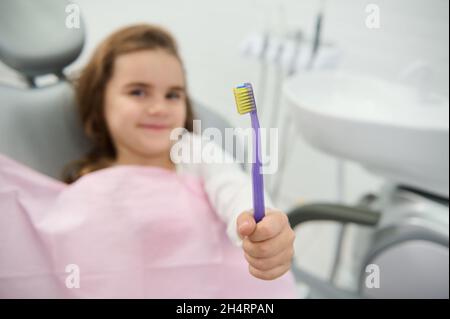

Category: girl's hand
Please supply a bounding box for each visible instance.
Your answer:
[237,209,295,280]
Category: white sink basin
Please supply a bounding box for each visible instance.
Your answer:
[284,71,449,197]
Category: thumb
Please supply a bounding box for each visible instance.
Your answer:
[237,211,257,239]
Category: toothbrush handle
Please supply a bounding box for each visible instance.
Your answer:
[250,111,265,223]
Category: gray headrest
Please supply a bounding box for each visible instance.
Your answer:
[0,0,84,77]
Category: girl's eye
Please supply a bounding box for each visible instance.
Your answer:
[129,89,146,97]
[166,91,181,100]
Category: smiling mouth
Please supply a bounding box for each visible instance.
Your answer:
[137,124,171,131]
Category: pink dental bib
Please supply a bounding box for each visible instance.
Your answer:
[0,155,296,298]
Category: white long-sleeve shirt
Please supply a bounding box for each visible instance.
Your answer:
[175,132,274,246]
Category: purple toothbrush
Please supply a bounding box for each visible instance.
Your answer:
[233,83,265,223]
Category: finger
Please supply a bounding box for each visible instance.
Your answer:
[236,211,257,239]
[249,210,289,242]
[248,263,291,281]
[244,247,294,271]
[243,227,295,258]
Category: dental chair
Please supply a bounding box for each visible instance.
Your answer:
[0,0,242,181]
[288,188,448,299]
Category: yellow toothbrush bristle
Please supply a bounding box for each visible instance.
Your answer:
[233,83,256,114]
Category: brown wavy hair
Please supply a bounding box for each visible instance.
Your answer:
[62,24,194,184]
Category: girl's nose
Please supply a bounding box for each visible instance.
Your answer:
[146,99,166,115]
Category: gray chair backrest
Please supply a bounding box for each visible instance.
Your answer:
[0,82,91,179]
[0,0,84,80]
[0,0,89,179]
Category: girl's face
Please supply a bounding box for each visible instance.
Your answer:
[104,49,187,165]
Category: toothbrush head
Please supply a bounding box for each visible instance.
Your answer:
[233,83,256,115]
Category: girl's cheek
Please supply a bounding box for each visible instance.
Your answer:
[176,103,188,127]
[106,102,135,134]
[115,98,140,121]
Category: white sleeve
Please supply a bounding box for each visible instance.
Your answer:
[176,133,274,246]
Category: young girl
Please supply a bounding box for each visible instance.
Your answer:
[62,24,295,282]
